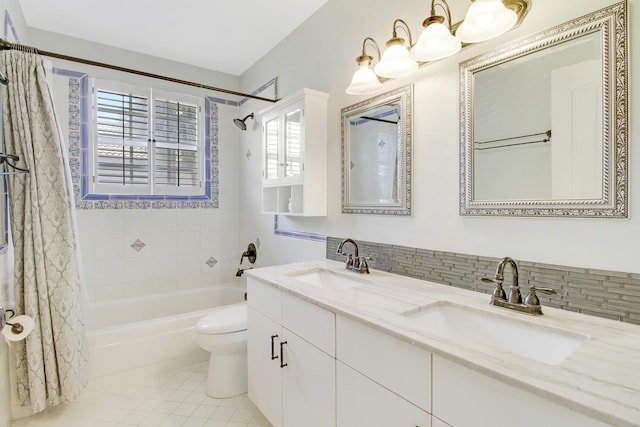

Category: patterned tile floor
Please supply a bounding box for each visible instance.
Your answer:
[11,363,271,427]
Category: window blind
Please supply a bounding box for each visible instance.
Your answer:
[154,98,199,188]
[92,79,204,196]
[95,89,149,185]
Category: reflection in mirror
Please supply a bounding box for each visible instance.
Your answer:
[341,85,412,215]
[460,1,627,217]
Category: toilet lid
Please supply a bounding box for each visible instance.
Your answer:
[196,302,247,334]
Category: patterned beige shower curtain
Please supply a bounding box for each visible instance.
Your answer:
[1,50,87,413]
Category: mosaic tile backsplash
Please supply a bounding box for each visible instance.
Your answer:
[326,237,640,325]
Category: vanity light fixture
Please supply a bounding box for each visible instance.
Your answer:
[456,0,518,43]
[374,19,419,79]
[410,0,461,62]
[346,37,384,95]
[346,0,529,95]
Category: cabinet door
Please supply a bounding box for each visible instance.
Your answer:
[247,306,282,427]
[282,102,303,183]
[282,328,335,427]
[263,112,280,184]
[337,362,430,427]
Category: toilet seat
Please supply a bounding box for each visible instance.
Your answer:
[196,302,247,334]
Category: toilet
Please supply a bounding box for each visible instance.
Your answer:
[192,302,248,398]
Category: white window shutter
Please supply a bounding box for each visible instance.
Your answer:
[95,88,150,186]
[153,98,200,189]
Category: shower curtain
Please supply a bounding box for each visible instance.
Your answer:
[1,50,87,413]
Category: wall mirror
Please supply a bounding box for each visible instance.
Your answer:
[460,1,627,218]
[341,85,412,215]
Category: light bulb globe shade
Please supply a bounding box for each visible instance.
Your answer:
[374,41,419,79]
[410,21,462,62]
[346,64,384,95]
[456,0,518,43]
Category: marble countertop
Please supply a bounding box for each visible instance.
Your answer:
[246,259,640,427]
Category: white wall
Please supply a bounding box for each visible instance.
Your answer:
[239,0,640,274]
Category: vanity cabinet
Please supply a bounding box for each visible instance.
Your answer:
[432,355,612,427]
[247,278,335,427]
[260,88,328,216]
[336,315,432,426]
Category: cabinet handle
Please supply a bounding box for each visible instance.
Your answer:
[279,341,288,368]
[270,335,279,360]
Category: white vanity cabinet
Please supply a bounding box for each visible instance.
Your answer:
[260,88,328,216]
[432,355,613,427]
[247,278,335,427]
[336,315,432,427]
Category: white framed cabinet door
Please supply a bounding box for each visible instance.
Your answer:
[337,362,430,427]
[247,306,283,427]
[281,328,336,427]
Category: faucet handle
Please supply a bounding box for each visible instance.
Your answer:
[345,254,354,268]
[524,285,556,306]
[481,276,507,302]
[358,256,372,274]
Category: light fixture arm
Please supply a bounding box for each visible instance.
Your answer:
[430,0,454,30]
[361,37,381,62]
[391,19,414,47]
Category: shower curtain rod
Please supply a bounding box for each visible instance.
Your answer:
[0,38,279,103]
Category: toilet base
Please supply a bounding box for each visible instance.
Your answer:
[206,351,247,398]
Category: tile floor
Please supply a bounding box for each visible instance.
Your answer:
[11,363,271,427]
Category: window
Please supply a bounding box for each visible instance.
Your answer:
[91,79,205,196]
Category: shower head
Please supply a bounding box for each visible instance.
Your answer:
[233,113,254,131]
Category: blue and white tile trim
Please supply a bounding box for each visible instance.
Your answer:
[64,71,219,209]
[273,215,326,242]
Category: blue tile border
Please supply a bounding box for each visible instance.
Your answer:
[3,10,19,43]
[61,71,220,209]
[273,215,326,242]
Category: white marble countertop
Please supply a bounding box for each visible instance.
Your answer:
[246,259,640,427]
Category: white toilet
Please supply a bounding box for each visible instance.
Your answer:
[192,302,248,398]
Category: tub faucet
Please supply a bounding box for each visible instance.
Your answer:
[336,238,370,274]
[240,243,257,265]
[482,257,556,315]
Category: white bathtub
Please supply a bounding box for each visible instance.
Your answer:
[87,285,246,389]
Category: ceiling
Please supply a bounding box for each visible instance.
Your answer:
[17,0,329,76]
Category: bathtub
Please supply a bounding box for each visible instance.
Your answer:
[86,285,245,389]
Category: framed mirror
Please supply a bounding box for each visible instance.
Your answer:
[341,85,412,215]
[460,1,628,218]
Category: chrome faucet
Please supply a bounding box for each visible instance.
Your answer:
[482,257,556,315]
[336,238,370,274]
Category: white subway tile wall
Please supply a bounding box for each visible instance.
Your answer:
[78,209,240,304]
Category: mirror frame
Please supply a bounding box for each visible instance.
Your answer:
[459,1,628,218]
[341,85,413,215]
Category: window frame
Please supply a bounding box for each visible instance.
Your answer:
[90,78,206,197]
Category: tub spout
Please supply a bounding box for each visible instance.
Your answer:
[236,267,252,277]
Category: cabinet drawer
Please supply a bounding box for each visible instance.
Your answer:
[247,278,281,323]
[336,315,431,411]
[282,292,335,356]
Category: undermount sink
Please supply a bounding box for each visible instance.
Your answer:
[403,301,589,365]
[287,268,371,290]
